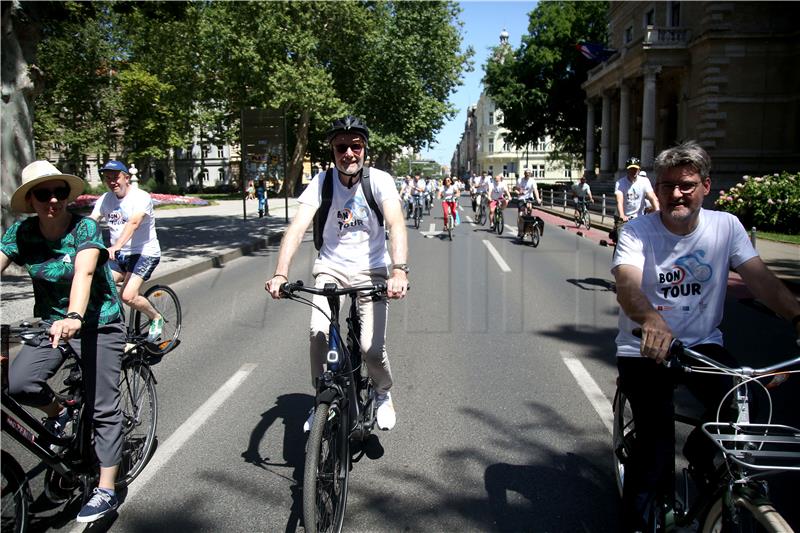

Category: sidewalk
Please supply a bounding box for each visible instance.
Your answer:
[537,204,800,293]
[1,197,300,326]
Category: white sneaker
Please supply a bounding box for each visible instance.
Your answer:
[375,392,396,431]
[303,408,315,433]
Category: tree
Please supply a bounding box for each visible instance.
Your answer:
[483,1,607,161]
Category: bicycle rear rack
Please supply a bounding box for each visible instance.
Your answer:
[701,422,800,472]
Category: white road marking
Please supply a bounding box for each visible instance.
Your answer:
[69,363,258,529]
[561,352,613,434]
[505,224,517,233]
[420,222,442,238]
[482,240,511,272]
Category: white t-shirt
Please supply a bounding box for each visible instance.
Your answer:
[470,175,482,189]
[412,179,426,195]
[298,168,400,271]
[572,182,591,199]
[91,188,160,256]
[476,176,491,193]
[516,177,538,200]
[439,184,459,202]
[615,176,654,217]
[611,209,757,357]
[488,180,508,201]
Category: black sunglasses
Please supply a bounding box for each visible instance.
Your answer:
[334,143,364,154]
[31,186,70,202]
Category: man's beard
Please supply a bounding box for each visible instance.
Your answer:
[336,159,363,177]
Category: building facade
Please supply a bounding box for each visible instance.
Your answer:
[583,1,800,186]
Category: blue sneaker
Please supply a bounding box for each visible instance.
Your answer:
[76,488,118,523]
[43,408,72,453]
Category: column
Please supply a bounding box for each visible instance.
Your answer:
[584,100,595,177]
[617,82,630,172]
[600,92,612,174]
[641,67,660,168]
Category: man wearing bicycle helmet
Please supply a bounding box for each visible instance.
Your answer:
[611,141,800,532]
[265,116,408,432]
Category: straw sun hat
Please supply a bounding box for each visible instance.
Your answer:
[10,160,85,213]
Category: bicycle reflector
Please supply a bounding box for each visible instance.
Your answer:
[327,349,339,365]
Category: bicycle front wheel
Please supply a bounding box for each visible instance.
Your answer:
[497,211,504,235]
[413,209,421,229]
[1,452,30,533]
[702,493,791,533]
[612,388,634,498]
[304,400,349,533]
[133,285,182,355]
[116,362,158,487]
[530,224,541,247]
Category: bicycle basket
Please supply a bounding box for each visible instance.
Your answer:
[701,422,800,472]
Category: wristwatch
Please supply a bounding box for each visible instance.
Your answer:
[392,263,410,274]
[65,312,84,325]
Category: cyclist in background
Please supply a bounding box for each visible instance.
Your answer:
[2,161,125,523]
[438,176,460,229]
[514,168,542,238]
[611,141,800,532]
[400,176,414,218]
[571,175,594,206]
[90,160,164,342]
[265,116,409,432]
[611,157,659,242]
[473,171,491,215]
[487,174,510,227]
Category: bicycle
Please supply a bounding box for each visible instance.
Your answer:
[280,281,389,533]
[475,193,488,226]
[517,199,543,248]
[574,199,591,230]
[412,194,424,229]
[128,284,182,356]
[612,333,800,532]
[1,323,158,532]
[490,200,505,235]
[442,199,458,241]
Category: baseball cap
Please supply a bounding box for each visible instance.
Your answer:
[100,160,129,173]
[625,157,640,170]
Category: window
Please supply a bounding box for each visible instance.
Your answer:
[537,138,547,152]
[670,2,680,26]
[564,166,572,179]
[644,9,655,27]
[217,146,224,158]
[503,142,510,152]
[202,168,209,182]
[201,145,209,159]
[534,165,545,179]
[502,165,508,177]
[488,140,494,153]
[218,168,225,182]
[489,111,494,125]
[624,25,633,44]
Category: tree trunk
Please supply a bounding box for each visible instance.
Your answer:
[282,108,309,197]
[167,146,177,186]
[1,1,43,230]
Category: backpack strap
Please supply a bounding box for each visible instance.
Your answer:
[359,167,384,227]
[313,168,334,251]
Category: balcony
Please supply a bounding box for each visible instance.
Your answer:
[643,26,690,48]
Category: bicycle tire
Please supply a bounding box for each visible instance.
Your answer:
[116,362,158,487]
[612,388,635,498]
[584,210,592,230]
[1,451,30,533]
[530,224,541,247]
[447,214,453,241]
[303,400,349,533]
[702,494,791,533]
[413,208,421,229]
[133,285,182,356]
[497,210,504,235]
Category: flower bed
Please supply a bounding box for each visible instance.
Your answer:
[715,172,799,234]
[70,193,209,210]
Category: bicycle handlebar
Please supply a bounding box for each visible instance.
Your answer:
[632,327,800,377]
[280,280,388,299]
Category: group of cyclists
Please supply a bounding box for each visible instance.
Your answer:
[4,114,800,532]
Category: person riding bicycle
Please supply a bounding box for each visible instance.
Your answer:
[90,160,164,343]
[571,175,594,208]
[424,175,436,211]
[472,171,491,213]
[488,174,510,227]
[469,172,482,212]
[610,157,659,242]
[411,173,427,217]
[265,116,409,432]
[400,176,414,218]
[438,176,460,229]
[1,161,126,523]
[611,141,800,532]
[514,168,542,238]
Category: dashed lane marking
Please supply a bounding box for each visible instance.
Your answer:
[561,352,613,434]
[482,240,511,272]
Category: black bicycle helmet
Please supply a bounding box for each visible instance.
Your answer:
[625,157,641,169]
[325,115,370,145]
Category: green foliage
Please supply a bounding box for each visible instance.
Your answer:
[483,1,607,161]
[715,172,800,234]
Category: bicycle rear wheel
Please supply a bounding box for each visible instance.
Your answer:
[304,400,349,533]
[133,285,182,355]
[584,210,592,230]
[497,210,504,235]
[1,452,30,533]
[116,362,158,487]
[702,493,790,532]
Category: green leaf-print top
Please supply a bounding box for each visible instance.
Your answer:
[1,215,122,326]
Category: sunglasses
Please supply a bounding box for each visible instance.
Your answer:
[334,143,364,155]
[31,186,70,202]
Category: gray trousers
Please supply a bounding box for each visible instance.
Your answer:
[309,263,393,394]
[9,320,125,467]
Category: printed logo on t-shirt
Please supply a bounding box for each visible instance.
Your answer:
[657,250,713,299]
[107,209,125,226]
[337,196,369,232]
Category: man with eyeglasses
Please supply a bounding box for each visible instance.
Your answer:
[611,157,660,243]
[265,116,408,433]
[611,141,800,532]
[90,160,164,342]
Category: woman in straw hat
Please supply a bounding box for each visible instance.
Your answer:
[1,160,125,523]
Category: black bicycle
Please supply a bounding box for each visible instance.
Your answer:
[476,193,488,226]
[517,199,543,247]
[574,199,591,230]
[281,281,388,533]
[412,194,424,229]
[1,323,158,532]
[490,200,505,235]
[612,333,800,532]
[129,284,182,356]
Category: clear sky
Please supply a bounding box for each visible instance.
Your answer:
[420,1,537,167]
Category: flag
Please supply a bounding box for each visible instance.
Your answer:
[575,43,615,62]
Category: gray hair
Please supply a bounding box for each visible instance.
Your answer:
[653,140,711,180]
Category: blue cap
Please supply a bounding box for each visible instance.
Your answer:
[100,160,129,173]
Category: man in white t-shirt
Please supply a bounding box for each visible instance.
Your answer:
[90,160,163,342]
[266,116,408,432]
[514,168,541,237]
[487,174,509,227]
[611,157,660,243]
[611,141,800,532]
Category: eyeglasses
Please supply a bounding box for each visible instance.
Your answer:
[657,181,703,195]
[334,143,364,155]
[31,186,70,202]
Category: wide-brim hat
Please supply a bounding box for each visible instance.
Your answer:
[10,160,85,213]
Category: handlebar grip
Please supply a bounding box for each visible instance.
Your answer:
[631,328,684,365]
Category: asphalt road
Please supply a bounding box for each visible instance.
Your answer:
[10,197,800,532]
